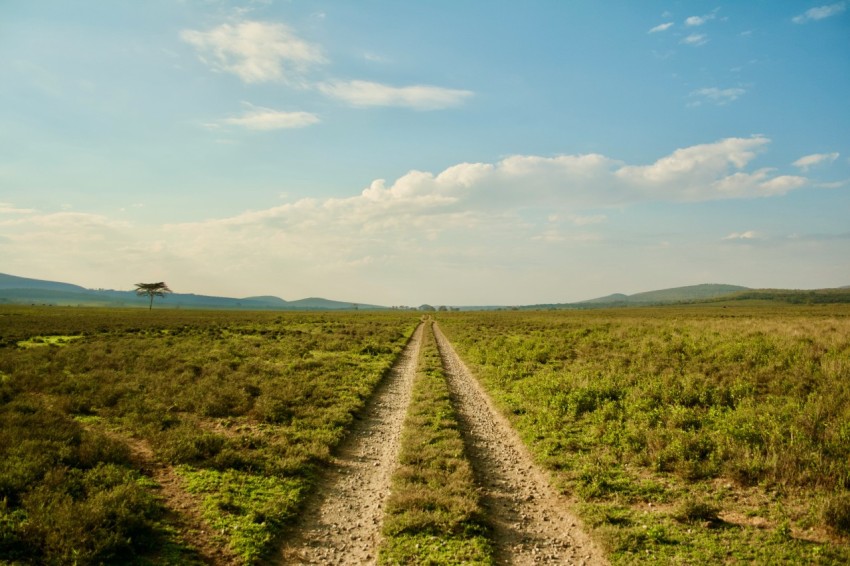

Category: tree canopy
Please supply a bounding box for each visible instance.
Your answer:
[134,282,172,310]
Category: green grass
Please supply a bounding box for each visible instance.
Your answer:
[379,322,494,565]
[6,304,848,563]
[0,306,419,564]
[177,467,305,563]
[437,306,850,564]
[15,334,83,348]
[0,397,168,564]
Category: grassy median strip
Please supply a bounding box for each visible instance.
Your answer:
[379,322,494,565]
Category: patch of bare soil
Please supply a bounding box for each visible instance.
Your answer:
[432,323,608,566]
[277,323,425,565]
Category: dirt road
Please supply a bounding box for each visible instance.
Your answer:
[278,321,604,565]
[433,323,607,565]
[277,323,425,564]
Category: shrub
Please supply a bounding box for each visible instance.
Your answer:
[156,423,226,465]
[823,492,850,534]
[674,497,720,524]
[20,464,162,564]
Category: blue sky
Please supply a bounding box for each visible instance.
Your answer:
[1,1,848,305]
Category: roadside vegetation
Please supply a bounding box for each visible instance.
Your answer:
[437,306,850,564]
[0,306,418,564]
[380,321,493,565]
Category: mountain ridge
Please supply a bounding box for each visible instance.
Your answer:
[2,273,849,311]
[521,283,850,310]
[0,273,385,311]
[580,283,750,305]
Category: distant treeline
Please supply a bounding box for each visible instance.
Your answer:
[724,288,850,304]
[521,287,850,310]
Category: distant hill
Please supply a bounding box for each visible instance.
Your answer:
[288,297,368,309]
[522,283,850,310]
[720,288,850,305]
[580,293,628,305]
[243,295,289,306]
[615,283,750,304]
[562,284,750,307]
[0,273,386,311]
[0,273,87,293]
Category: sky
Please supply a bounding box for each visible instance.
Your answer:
[1,1,848,306]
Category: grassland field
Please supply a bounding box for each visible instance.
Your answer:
[1,304,849,564]
[437,305,850,564]
[0,307,419,564]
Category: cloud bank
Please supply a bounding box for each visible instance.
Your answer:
[0,138,817,303]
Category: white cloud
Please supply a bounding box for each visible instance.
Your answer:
[170,137,805,249]
[531,229,566,243]
[615,136,786,198]
[365,137,803,207]
[569,214,607,226]
[0,211,127,231]
[9,142,798,274]
[317,80,473,110]
[0,203,36,214]
[723,231,758,240]
[363,52,388,63]
[180,20,325,84]
[688,87,746,106]
[649,22,674,33]
[681,33,708,46]
[759,175,808,195]
[817,179,849,189]
[216,105,320,130]
[685,15,711,26]
[181,20,472,117]
[793,152,840,171]
[792,2,846,23]
[5,217,134,288]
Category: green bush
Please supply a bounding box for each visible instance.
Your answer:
[674,497,720,524]
[823,492,850,534]
[156,423,227,465]
[21,464,161,564]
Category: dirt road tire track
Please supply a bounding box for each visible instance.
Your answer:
[277,322,425,565]
[433,322,607,566]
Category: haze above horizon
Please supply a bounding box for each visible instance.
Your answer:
[2,1,848,305]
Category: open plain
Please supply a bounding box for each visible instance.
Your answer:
[1,305,849,564]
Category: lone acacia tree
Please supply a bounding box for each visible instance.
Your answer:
[134,282,172,310]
